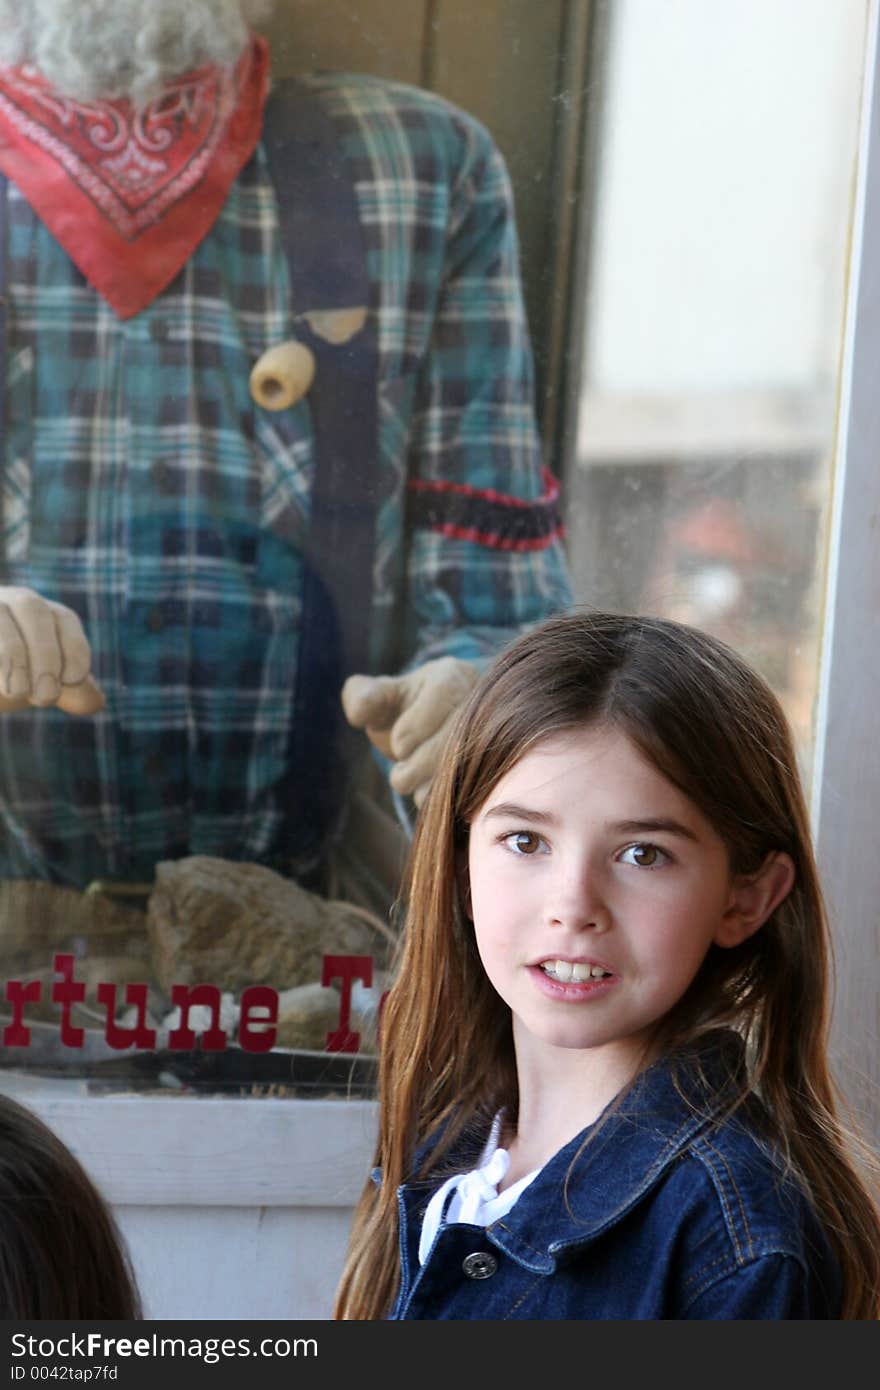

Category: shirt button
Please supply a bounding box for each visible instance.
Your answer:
[462,1251,498,1280]
[150,317,170,341]
[145,607,165,633]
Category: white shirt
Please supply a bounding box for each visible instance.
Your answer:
[418,1112,539,1266]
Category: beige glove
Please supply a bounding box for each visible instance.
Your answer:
[0,586,105,715]
[341,656,479,807]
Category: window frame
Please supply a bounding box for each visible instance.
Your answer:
[812,0,880,1145]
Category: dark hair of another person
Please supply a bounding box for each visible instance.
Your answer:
[0,1093,141,1318]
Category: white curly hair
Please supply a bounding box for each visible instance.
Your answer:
[0,1,275,106]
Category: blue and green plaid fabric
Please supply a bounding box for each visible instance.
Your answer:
[0,73,572,886]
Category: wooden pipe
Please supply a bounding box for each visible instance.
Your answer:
[249,340,316,411]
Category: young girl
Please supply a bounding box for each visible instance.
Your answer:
[0,1092,142,1317]
[334,610,880,1320]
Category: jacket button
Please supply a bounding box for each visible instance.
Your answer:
[462,1251,498,1280]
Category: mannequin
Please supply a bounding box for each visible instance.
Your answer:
[0,0,572,897]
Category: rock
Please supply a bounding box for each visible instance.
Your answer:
[275,983,342,1051]
[146,856,394,996]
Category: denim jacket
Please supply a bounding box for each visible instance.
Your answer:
[387,1033,841,1319]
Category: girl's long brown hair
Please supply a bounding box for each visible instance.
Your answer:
[334,610,880,1319]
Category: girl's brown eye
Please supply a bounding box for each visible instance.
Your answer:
[622,842,666,867]
[506,831,542,855]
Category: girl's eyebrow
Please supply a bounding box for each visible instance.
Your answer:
[481,806,700,842]
[612,818,700,842]
[482,802,557,825]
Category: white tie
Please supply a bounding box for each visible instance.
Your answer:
[418,1145,510,1265]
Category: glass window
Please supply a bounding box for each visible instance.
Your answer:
[0,0,870,1109]
[0,2,572,1102]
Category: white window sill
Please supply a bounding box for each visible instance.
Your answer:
[25,1093,379,1207]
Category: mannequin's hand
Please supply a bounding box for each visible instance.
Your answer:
[341,656,479,806]
[0,587,104,715]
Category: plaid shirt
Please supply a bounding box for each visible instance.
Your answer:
[0,73,571,886]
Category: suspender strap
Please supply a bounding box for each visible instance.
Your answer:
[261,80,380,873]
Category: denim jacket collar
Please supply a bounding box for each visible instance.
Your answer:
[398,1030,750,1275]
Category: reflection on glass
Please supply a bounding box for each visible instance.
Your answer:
[565,0,868,775]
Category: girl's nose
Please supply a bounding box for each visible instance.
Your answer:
[544,863,610,933]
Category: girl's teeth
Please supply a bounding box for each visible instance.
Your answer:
[542,961,610,982]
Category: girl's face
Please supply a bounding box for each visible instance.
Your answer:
[466,723,752,1076]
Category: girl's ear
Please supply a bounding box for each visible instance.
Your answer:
[714,851,795,949]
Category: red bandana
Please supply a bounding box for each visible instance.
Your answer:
[0,34,269,319]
